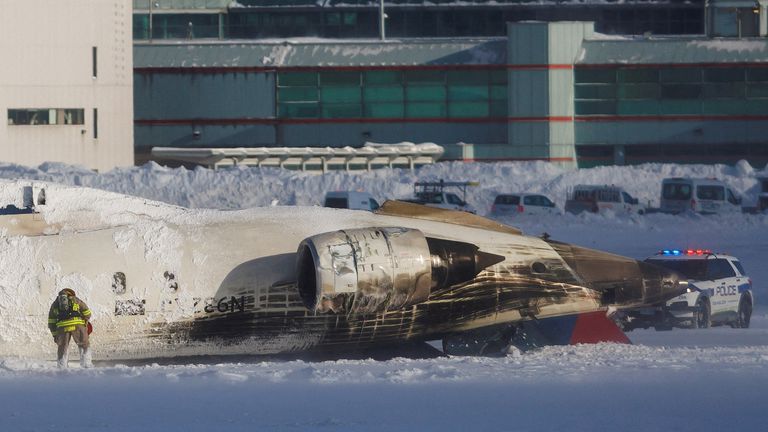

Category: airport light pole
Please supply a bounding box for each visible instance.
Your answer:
[379,0,386,41]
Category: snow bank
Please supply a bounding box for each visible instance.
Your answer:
[2,159,765,211]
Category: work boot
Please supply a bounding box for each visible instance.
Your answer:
[79,347,93,369]
[57,352,69,369]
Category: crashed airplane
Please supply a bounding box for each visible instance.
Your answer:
[0,182,687,360]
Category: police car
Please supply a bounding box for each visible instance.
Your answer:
[621,249,753,330]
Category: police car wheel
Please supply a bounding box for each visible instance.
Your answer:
[693,297,711,329]
[736,296,752,329]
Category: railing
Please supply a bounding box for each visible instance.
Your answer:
[150,143,444,172]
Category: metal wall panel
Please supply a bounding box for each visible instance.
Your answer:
[576,120,768,145]
[508,70,549,117]
[135,124,276,152]
[548,22,594,65]
[546,22,592,167]
[134,40,507,68]
[134,72,275,119]
[507,23,549,66]
[579,39,768,65]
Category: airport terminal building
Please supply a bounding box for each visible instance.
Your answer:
[129,1,768,168]
[1,1,134,171]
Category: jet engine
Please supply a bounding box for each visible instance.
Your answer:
[296,227,504,314]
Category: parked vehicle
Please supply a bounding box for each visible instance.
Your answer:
[660,177,741,214]
[758,176,768,213]
[490,193,557,217]
[404,180,477,213]
[564,185,644,215]
[324,191,380,211]
[619,249,753,331]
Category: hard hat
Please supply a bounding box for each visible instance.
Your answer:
[58,288,76,297]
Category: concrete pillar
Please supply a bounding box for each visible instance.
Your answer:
[459,142,475,161]
[507,22,593,170]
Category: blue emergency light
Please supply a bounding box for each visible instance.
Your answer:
[659,249,711,256]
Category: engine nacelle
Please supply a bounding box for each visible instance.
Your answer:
[296,227,433,314]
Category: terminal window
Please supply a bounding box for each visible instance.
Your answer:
[574,66,768,116]
[7,109,85,126]
[277,68,507,119]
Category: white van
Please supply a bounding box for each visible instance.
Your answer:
[660,178,741,214]
[564,185,644,215]
[323,191,380,211]
[490,193,557,217]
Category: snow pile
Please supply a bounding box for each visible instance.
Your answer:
[0,159,765,211]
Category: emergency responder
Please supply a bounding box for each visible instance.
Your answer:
[47,288,93,368]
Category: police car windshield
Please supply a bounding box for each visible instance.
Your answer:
[646,259,707,280]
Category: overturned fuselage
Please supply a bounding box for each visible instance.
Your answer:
[0,185,686,360]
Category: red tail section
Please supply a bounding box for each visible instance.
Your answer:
[570,310,630,344]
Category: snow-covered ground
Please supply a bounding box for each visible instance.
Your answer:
[0,160,766,431]
[2,321,767,432]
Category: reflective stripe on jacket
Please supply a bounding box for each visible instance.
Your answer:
[48,296,91,334]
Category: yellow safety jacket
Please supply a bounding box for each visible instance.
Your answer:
[48,295,92,334]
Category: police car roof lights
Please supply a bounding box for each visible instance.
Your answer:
[658,249,712,256]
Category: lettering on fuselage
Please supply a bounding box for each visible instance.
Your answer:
[156,296,248,314]
[194,296,246,314]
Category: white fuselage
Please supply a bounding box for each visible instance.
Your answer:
[1,203,600,360]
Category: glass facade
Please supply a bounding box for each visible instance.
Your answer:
[600,7,702,35]
[133,13,221,39]
[574,66,768,116]
[276,69,507,119]
[133,4,704,40]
